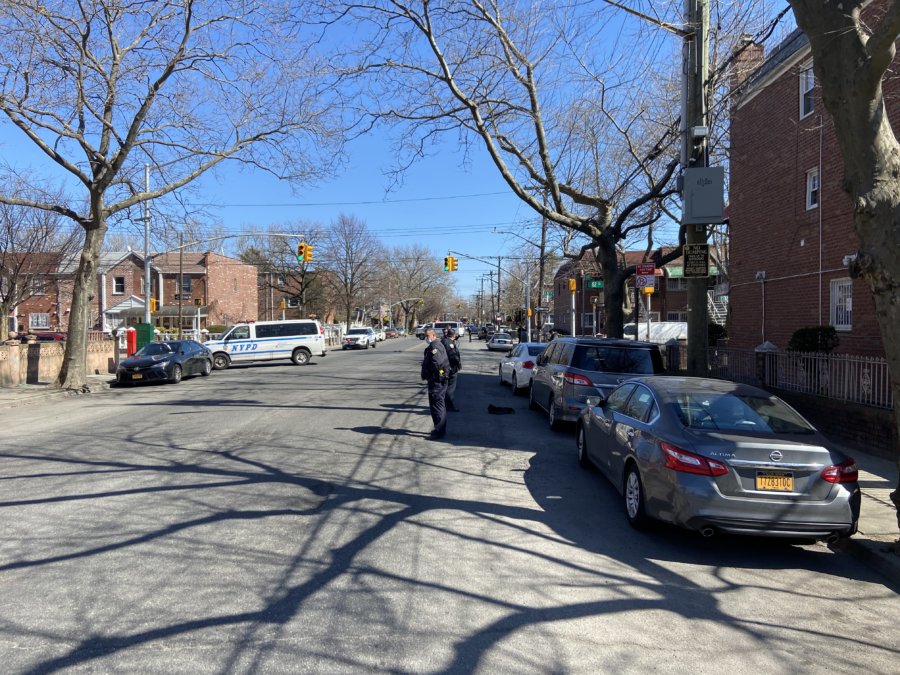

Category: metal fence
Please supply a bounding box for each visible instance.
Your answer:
[704,347,894,410]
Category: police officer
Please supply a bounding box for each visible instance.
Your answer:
[441,328,462,412]
[421,327,450,439]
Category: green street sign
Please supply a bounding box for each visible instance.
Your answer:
[587,279,604,289]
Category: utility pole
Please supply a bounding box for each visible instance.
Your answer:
[142,164,152,325]
[177,231,184,338]
[682,0,710,375]
[496,257,502,323]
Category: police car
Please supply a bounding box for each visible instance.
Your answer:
[204,319,327,370]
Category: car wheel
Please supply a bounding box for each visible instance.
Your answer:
[372,340,376,348]
[528,384,539,410]
[170,364,183,384]
[511,373,523,395]
[292,348,311,366]
[624,464,650,529]
[212,353,230,370]
[498,365,505,385]
[577,425,592,468]
[547,396,562,431]
[201,359,212,376]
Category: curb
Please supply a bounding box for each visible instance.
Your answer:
[830,536,900,590]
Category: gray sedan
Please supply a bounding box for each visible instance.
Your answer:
[576,376,860,540]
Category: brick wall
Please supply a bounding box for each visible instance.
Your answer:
[729,33,886,356]
[205,252,258,325]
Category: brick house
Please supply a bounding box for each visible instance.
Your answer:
[10,250,258,334]
[256,268,339,324]
[729,29,885,356]
[552,248,723,335]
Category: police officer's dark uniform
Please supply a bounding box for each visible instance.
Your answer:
[441,329,461,412]
[421,329,450,439]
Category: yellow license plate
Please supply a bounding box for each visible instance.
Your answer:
[756,472,793,491]
[131,373,143,380]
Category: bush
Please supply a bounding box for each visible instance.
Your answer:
[207,324,228,334]
[787,326,840,353]
[708,323,727,346]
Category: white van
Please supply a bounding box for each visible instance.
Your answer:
[205,320,327,370]
[433,320,465,337]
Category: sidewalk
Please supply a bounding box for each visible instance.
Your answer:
[0,373,114,408]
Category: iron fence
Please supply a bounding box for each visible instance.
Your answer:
[704,347,894,410]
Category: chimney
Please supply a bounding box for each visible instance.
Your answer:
[730,35,765,102]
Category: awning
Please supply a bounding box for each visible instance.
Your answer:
[117,305,208,318]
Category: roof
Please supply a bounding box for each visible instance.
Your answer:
[736,28,809,106]
[150,252,207,275]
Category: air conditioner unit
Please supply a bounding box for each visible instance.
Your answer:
[194,298,202,306]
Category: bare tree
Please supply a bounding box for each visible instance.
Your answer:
[320,213,383,328]
[0,0,341,388]
[788,0,900,543]
[0,192,79,340]
[385,244,451,330]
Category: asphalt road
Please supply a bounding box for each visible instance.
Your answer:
[1,337,898,674]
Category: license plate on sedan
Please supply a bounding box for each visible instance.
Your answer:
[756,472,793,491]
[131,373,142,380]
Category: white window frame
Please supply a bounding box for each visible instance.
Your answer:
[806,168,820,210]
[667,311,687,322]
[30,275,46,296]
[830,278,852,331]
[113,276,125,295]
[800,63,815,118]
[286,296,300,308]
[582,313,593,329]
[29,312,50,329]
[181,276,192,294]
[666,277,687,292]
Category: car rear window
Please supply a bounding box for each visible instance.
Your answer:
[669,392,815,434]
[571,345,663,374]
[527,345,546,357]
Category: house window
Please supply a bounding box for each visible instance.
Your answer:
[286,296,300,308]
[181,276,192,294]
[113,276,125,294]
[800,63,814,118]
[806,168,819,210]
[830,278,852,331]
[666,277,687,292]
[31,276,46,295]
[667,311,687,322]
[582,313,593,329]
[277,274,286,286]
[29,313,50,329]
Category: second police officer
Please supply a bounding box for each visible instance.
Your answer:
[441,328,461,412]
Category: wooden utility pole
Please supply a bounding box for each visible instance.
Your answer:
[682,0,710,375]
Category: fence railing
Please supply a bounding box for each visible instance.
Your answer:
[703,347,894,410]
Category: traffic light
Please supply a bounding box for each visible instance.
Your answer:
[149,297,158,312]
[443,256,451,271]
[568,278,577,293]
[304,245,313,262]
[297,242,307,263]
[450,256,458,271]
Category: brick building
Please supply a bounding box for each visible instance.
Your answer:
[9,250,258,334]
[729,29,885,356]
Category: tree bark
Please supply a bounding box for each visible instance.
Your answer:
[789,0,900,537]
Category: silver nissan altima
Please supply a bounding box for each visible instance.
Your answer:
[576,376,860,540]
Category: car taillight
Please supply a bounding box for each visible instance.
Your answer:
[564,371,593,386]
[660,442,729,477]
[522,360,534,369]
[821,458,858,484]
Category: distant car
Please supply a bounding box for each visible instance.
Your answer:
[576,376,861,540]
[19,331,67,343]
[116,339,212,385]
[384,327,400,339]
[486,332,514,351]
[498,342,547,394]
[342,327,377,349]
[374,328,386,341]
[415,323,432,340]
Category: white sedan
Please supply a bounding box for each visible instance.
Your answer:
[498,342,547,394]
[486,332,514,351]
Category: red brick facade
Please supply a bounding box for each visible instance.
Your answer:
[729,31,885,356]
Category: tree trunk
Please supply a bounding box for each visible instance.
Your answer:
[788,0,900,538]
[597,232,625,338]
[55,220,104,390]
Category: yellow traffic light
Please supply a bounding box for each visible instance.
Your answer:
[149,297,158,312]
[450,256,458,271]
[568,278,577,293]
[443,256,451,271]
[304,245,314,262]
[297,242,307,262]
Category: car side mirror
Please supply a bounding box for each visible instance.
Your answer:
[585,396,603,408]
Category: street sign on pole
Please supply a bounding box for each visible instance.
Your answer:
[683,243,710,277]
[635,274,656,290]
[636,263,656,276]
[586,279,604,290]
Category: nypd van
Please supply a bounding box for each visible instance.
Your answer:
[205,320,327,370]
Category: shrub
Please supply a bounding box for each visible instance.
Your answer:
[206,324,228,334]
[787,326,840,353]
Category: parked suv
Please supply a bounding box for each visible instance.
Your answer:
[529,337,665,430]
